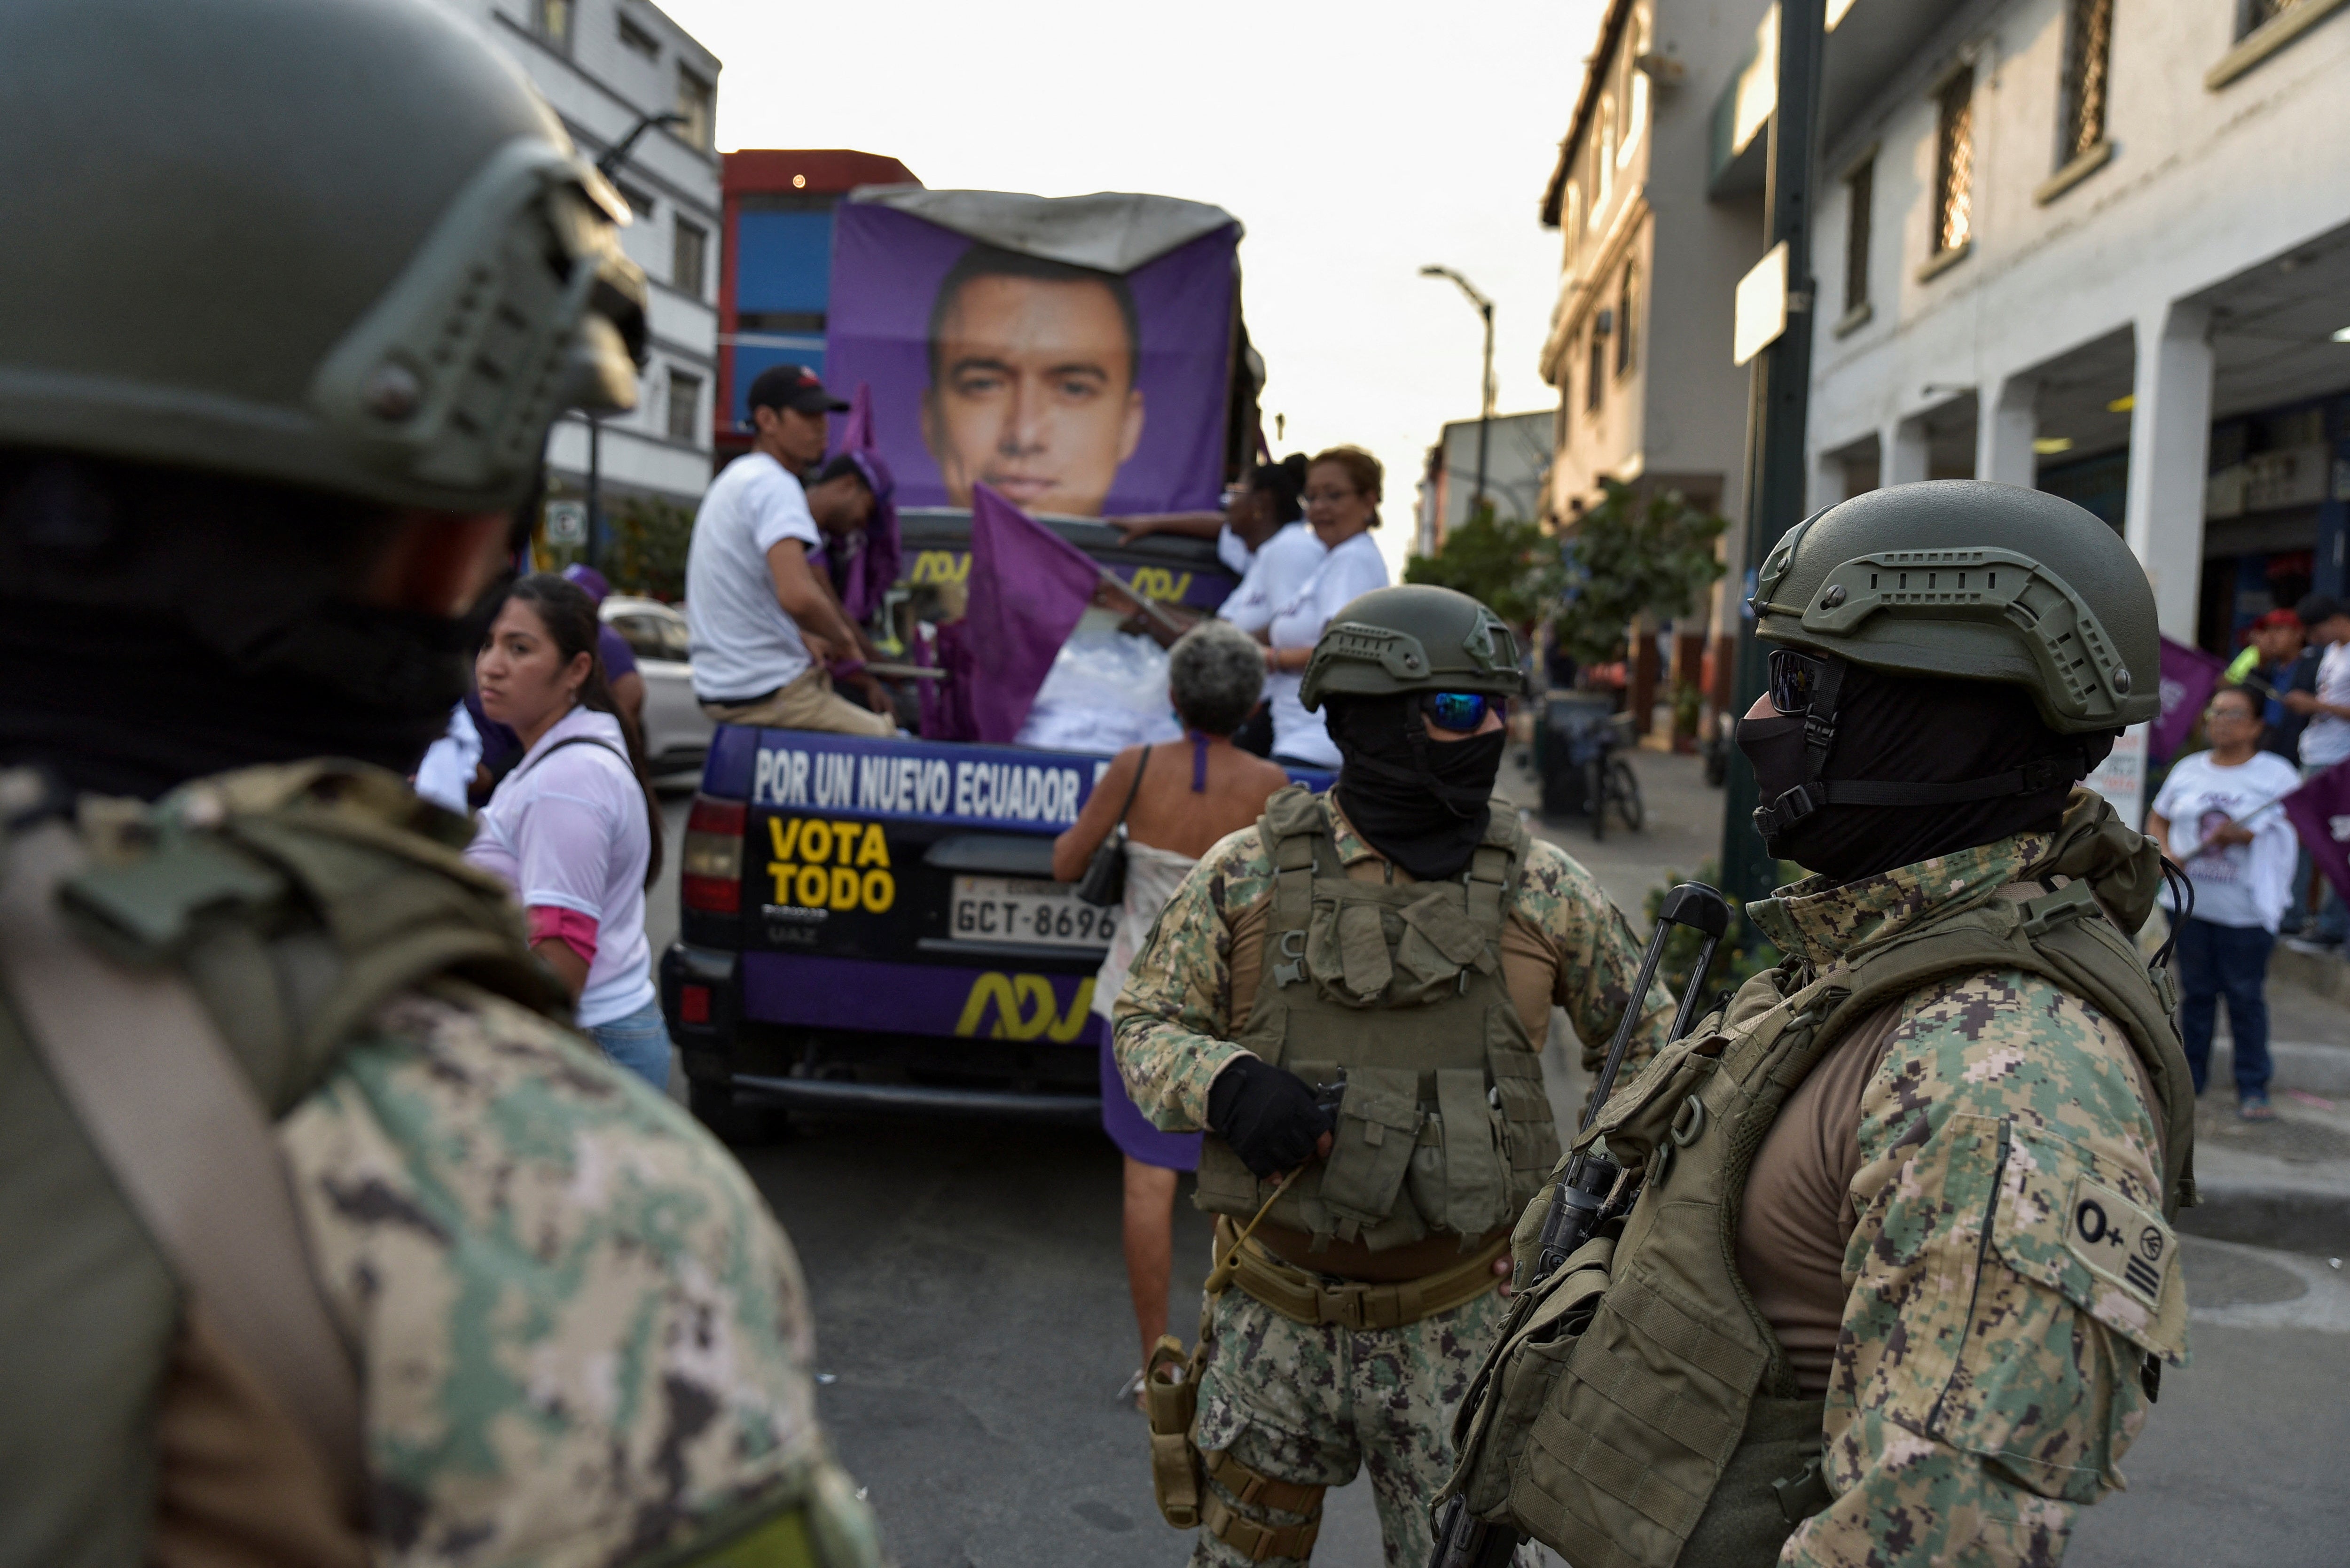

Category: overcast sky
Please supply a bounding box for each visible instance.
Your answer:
[661,0,1607,576]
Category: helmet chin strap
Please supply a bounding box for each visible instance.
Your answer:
[1753,652,2086,837]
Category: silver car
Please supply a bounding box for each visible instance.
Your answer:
[601,595,714,774]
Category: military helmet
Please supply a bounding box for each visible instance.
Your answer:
[1300,585,1524,711]
[0,0,646,515]
[1751,480,2158,733]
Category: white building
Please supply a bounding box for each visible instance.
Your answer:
[443,0,724,515]
[1415,410,1558,554]
[1802,0,2350,654]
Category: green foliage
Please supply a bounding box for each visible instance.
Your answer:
[1551,481,1727,666]
[604,494,695,603]
[1403,503,1551,624]
[1637,857,1804,1024]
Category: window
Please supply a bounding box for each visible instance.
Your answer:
[2059,0,2113,164]
[673,219,707,297]
[618,13,660,61]
[1933,68,1975,254]
[1585,320,1606,412]
[675,68,715,151]
[1844,158,1874,313]
[666,371,702,444]
[1614,264,1637,376]
[534,0,572,50]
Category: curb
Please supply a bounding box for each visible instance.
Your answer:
[2272,943,2350,1004]
[2178,1178,2350,1256]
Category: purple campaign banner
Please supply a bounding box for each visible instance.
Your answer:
[2282,759,2350,905]
[742,952,1107,1045]
[2153,636,2227,764]
[825,203,1237,518]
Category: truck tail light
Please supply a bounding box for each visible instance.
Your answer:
[679,984,712,1024]
[681,795,744,914]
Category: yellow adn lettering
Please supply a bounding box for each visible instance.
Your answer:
[766,816,895,912]
[1122,567,1194,603]
[954,973,1096,1041]
[908,550,971,585]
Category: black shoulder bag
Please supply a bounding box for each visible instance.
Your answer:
[1074,745,1151,908]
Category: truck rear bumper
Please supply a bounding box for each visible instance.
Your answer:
[728,1073,1101,1125]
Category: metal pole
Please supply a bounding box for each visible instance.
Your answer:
[1718,0,1826,931]
[586,414,602,570]
[1476,301,1494,511]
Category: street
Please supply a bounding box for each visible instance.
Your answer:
[659,754,2350,1566]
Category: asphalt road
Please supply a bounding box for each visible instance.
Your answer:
[652,767,2350,1567]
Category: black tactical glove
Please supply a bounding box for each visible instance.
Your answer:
[1207,1054,1333,1179]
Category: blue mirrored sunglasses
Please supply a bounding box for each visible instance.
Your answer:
[1420,692,1506,734]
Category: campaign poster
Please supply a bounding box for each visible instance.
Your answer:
[824,195,1239,519]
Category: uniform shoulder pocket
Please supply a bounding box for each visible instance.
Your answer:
[1990,1122,2187,1365]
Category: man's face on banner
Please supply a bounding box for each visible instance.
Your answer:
[923,271,1145,517]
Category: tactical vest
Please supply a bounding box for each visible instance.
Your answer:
[1193,787,1560,1251]
[1446,858,2195,1568]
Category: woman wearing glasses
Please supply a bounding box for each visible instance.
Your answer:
[1261,446,1391,767]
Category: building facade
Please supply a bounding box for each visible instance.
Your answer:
[715,150,921,467]
[1415,409,1559,554]
[1802,0,2350,655]
[444,0,724,515]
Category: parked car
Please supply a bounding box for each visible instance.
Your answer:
[600,594,714,774]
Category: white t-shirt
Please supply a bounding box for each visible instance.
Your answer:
[685,452,822,703]
[2152,748,2303,932]
[1218,521,1328,637]
[1215,524,1253,577]
[1265,530,1391,767]
[465,707,658,1027]
[412,702,481,815]
[2299,640,2350,768]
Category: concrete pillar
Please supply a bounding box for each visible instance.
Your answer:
[1809,450,1848,512]
[2124,302,2214,639]
[1881,418,1930,486]
[1978,373,2038,487]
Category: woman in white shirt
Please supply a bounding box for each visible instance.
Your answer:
[2148,685,2303,1120]
[468,575,673,1090]
[1262,446,1392,767]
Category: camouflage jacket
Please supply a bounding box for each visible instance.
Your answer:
[1110,791,1670,1131]
[0,765,865,1568]
[1748,830,2183,1568]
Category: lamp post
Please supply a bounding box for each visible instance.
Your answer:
[1420,265,1496,519]
[577,108,687,571]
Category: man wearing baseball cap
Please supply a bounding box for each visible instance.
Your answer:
[685,364,895,735]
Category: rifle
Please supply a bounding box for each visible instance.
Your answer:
[1427,882,1732,1568]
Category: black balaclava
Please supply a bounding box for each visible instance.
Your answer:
[1735,658,2105,884]
[0,453,479,799]
[1328,694,1507,881]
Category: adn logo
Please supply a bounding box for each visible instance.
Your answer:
[954,973,1096,1041]
[766,816,895,912]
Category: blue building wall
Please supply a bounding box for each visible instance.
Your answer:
[729,207,836,427]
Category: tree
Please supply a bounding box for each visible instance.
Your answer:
[1549,481,1727,666]
[1403,503,1551,624]
[604,494,695,603]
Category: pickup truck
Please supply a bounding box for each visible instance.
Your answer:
[659,510,1325,1139]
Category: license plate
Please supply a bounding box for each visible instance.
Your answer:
[951,876,1119,948]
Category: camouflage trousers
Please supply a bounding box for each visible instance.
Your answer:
[1188,1279,1509,1568]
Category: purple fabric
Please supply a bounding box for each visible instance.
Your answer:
[959,484,1101,743]
[562,563,611,604]
[464,689,522,778]
[2283,758,2350,905]
[823,204,1239,516]
[596,624,638,682]
[916,617,978,741]
[1191,731,1208,792]
[2153,636,2227,763]
[1098,1035,1200,1170]
[812,383,904,626]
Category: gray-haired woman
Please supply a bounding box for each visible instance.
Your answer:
[1054,620,1291,1398]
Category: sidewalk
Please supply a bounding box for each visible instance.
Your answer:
[1496,741,1721,923]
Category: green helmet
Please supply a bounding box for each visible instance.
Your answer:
[0,0,646,514]
[1751,480,2158,733]
[1300,585,1524,711]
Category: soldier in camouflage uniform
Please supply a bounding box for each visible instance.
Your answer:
[0,3,877,1565]
[1115,585,1670,1567]
[1440,482,2196,1568]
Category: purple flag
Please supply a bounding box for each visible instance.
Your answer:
[2152,636,2227,764]
[812,383,902,627]
[960,483,1101,743]
[2282,758,2350,905]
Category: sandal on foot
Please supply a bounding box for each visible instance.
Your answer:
[2240,1094,2279,1122]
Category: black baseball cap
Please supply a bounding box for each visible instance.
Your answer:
[2296,592,2345,627]
[745,363,850,419]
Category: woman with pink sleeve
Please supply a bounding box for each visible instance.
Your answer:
[467,574,672,1089]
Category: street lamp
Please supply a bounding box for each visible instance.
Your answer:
[579,109,688,571]
[1420,265,1496,518]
